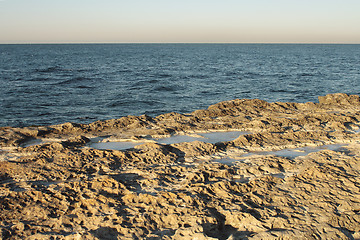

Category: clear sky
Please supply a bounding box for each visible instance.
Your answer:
[0,0,359,43]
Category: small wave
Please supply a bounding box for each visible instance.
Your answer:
[26,77,50,82]
[132,79,159,87]
[76,116,96,120]
[77,85,94,89]
[144,109,167,115]
[271,73,290,79]
[117,69,132,73]
[35,66,85,74]
[107,100,161,108]
[238,90,251,94]
[35,66,63,73]
[106,100,133,107]
[242,72,263,79]
[297,72,318,77]
[148,79,160,84]
[270,89,297,93]
[200,90,211,95]
[57,77,92,85]
[224,71,241,77]
[157,74,172,78]
[153,85,179,92]
[187,74,209,79]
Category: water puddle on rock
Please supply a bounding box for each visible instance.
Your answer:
[244,144,346,158]
[200,131,249,144]
[155,135,203,145]
[89,141,147,151]
[155,131,248,145]
[21,139,45,147]
[213,157,245,165]
[215,144,347,165]
[21,138,62,148]
[89,131,248,151]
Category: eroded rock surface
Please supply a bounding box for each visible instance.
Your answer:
[1,93,360,239]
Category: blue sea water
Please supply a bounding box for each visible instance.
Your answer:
[0,44,359,127]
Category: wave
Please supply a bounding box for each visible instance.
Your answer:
[76,85,94,89]
[157,73,172,78]
[2,44,359,128]
[131,79,160,87]
[297,72,321,77]
[117,69,132,73]
[56,77,92,85]
[186,74,209,79]
[26,77,51,82]
[35,66,64,73]
[34,66,92,74]
[107,100,162,108]
[153,85,180,92]
[270,89,298,93]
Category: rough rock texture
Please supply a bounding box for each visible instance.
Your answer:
[1,93,360,239]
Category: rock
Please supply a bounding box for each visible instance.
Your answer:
[1,93,360,239]
[318,93,360,105]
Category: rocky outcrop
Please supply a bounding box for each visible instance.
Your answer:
[318,93,360,105]
[1,93,360,239]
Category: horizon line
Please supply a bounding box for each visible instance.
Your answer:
[1,42,360,45]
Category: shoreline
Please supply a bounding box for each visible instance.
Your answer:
[1,93,360,239]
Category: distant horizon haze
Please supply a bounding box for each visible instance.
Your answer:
[0,0,359,44]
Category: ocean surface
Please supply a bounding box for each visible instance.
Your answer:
[0,44,359,127]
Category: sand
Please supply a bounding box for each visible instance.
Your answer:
[1,93,360,239]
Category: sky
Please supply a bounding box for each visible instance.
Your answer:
[0,0,359,43]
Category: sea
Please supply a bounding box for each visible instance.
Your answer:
[0,44,359,128]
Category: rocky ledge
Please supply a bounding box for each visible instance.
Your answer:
[1,93,360,239]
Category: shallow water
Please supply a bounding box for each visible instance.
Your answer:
[199,131,249,144]
[213,157,245,165]
[244,144,346,158]
[89,131,248,150]
[156,131,248,145]
[155,135,203,145]
[89,141,146,151]
[21,139,45,147]
[216,144,346,165]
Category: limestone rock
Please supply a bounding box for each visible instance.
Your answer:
[1,93,360,239]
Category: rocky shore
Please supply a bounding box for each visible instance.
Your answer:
[1,93,360,239]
